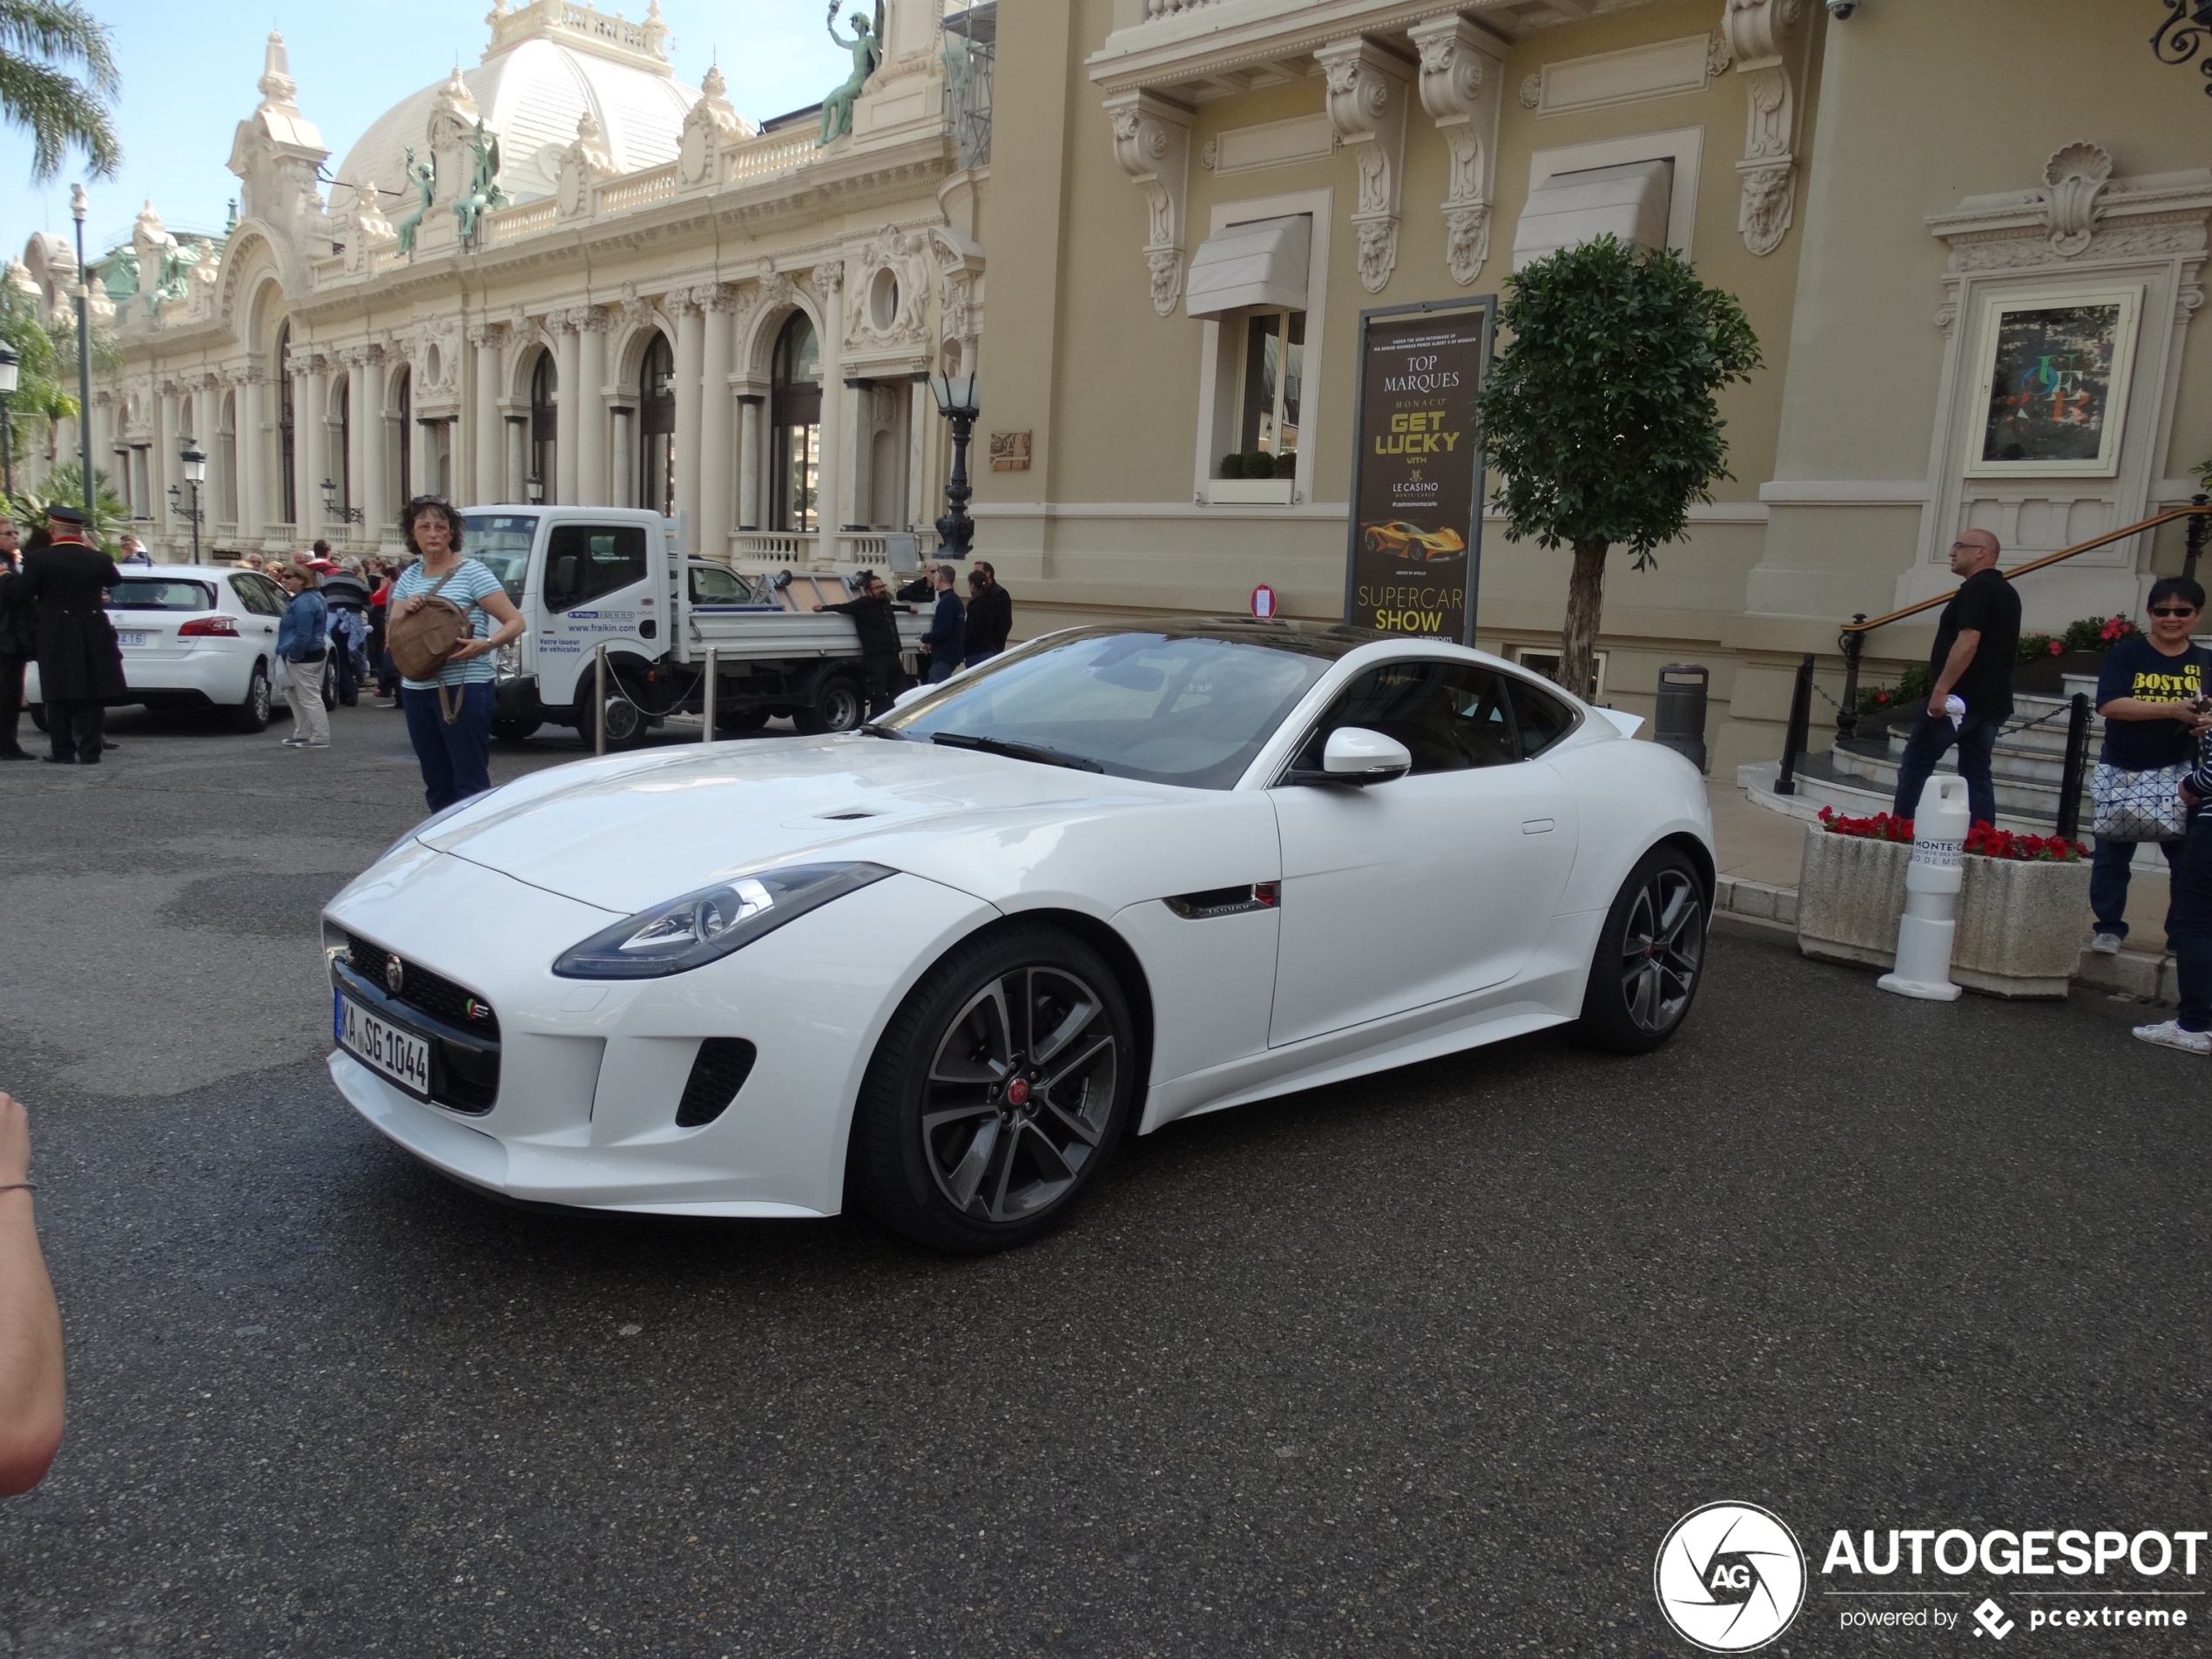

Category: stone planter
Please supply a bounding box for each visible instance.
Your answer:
[1796,830,2093,998]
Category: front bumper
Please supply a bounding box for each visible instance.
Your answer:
[323,845,998,1216]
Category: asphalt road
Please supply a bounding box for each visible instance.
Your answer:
[1,700,2206,1656]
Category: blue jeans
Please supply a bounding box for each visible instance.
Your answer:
[1892,710,2003,828]
[2089,835,2182,942]
[401,682,495,813]
[2167,814,2212,1033]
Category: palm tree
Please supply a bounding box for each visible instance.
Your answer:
[0,0,118,182]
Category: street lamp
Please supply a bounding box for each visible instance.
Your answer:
[928,368,979,559]
[69,185,95,526]
[320,475,364,526]
[0,343,18,498]
[526,472,544,505]
[179,441,206,565]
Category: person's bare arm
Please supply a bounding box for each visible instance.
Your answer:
[0,1092,63,1495]
[1930,629,1981,705]
[2096,695,2212,728]
[445,589,526,663]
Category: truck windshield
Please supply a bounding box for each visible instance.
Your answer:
[463,514,536,601]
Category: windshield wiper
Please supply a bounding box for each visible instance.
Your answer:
[929,732,1105,772]
[858,723,910,740]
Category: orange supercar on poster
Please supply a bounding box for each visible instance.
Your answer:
[1360,520,1467,560]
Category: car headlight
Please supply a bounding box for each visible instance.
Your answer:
[495,639,523,680]
[552,862,894,980]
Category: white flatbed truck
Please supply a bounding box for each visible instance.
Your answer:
[461,506,931,743]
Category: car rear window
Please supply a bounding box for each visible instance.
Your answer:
[108,578,215,611]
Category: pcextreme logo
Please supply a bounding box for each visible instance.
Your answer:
[1654,1502,1808,1653]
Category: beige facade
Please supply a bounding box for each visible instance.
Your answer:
[975,0,2212,772]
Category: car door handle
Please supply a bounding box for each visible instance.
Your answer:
[1522,818,1556,834]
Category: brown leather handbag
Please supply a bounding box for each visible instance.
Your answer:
[386,566,474,691]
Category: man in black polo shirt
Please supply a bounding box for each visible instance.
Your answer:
[1891,528,2021,829]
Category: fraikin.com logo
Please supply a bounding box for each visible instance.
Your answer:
[1655,1502,1807,1652]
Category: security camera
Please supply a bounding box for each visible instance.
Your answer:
[1825,0,1857,17]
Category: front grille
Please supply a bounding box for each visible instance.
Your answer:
[346,934,502,1042]
[676,1039,758,1128]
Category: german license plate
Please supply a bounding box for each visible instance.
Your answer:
[117,631,149,647]
[337,992,433,1098]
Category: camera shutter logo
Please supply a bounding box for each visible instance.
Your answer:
[1654,1502,1806,1652]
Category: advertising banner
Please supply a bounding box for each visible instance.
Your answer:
[1343,301,1494,645]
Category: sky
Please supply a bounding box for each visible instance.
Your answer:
[0,0,854,258]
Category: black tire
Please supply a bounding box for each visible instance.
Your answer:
[577,684,648,750]
[793,672,863,735]
[228,661,273,733]
[491,716,543,742]
[1577,845,1708,1055]
[320,658,339,709]
[848,925,1136,1254]
[27,702,46,733]
[714,705,772,737]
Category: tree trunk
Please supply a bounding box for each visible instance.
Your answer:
[1560,537,1608,700]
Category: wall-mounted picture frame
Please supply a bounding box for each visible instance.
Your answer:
[988,429,1032,472]
[1963,285,2140,479]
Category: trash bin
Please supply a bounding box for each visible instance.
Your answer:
[1653,663,1709,773]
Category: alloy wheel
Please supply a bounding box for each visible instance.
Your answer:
[921,965,1119,1224]
[1620,867,1703,1033]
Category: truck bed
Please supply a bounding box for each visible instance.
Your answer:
[681,605,933,661]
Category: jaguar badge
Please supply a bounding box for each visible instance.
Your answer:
[385,957,404,995]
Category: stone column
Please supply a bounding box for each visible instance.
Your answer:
[611,408,635,508]
[191,380,219,526]
[408,392,432,511]
[838,376,866,531]
[907,376,929,531]
[356,355,387,540]
[505,415,527,506]
[737,395,762,529]
[812,261,845,564]
[552,313,581,505]
[238,372,266,537]
[301,357,329,540]
[576,308,608,505]
[671,289,705,538]
[158,386,182,538]
[471,324,505,506]
[698,287,737,558]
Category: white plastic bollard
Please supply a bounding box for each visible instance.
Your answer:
[1877,772,1972,1001]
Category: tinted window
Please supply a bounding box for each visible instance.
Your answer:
[1506,676,1575,757]
[464,514,536,601]
[108,578,214,612]
[1300,660,1521,774]
[883,631,1332,790]
[229,574,286,617]
[544,524,647,612]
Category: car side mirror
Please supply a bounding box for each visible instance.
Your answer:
[1289,725,1412,786]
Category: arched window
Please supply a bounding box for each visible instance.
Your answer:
[394,367,412,510]
[529,350,557,503]
[276,323,295,525]
[771,312,820,533]
[638,331,675,515]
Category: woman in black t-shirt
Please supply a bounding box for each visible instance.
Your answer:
[2089,577,2212,954]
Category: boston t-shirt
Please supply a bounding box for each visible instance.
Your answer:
[1928,566,2023,721]
[2095,635,2212,772]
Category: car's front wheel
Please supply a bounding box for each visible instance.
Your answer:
[849,926,1136,1253]
[1577,845,1707,1054]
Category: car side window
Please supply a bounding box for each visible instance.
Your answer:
[1504,677,1575,758]
[1299,660,1522,775]
[690,563,744,604]
[230,574,284,617]
[544,525,648,612]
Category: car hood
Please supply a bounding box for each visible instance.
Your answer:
[420,734,1197,914]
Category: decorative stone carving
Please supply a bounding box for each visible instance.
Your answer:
[1103,91,1193,317]
[1723,0,1802,257]
[846,227,934,352]
[556,112,617,220]
[941,271,974,344]
[759,268,798,315]
[1199,138,1217,171]
[1706,31,1732,77]
[616,280,648,333]
[2040,142,2114,258]
[811,260,845,299]
[678,64,747,189]
[336,178,395,279]
[1519,74,1540,109]
[1409,17,1504,287]
[1317,37,1411,294]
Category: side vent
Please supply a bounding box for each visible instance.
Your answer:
[676,1038,759,1128]
[1164,882,1280,920]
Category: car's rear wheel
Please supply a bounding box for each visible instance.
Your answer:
[1578,845,1707,1054]
[849,926,1135,1253]
[229,661,273,733]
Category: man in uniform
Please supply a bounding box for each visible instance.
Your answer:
[0,516,33,760]
[17,505,125,764]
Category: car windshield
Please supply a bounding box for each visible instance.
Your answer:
[463,514,536,602]
[877,630,1333,789]
[107,578,215,611]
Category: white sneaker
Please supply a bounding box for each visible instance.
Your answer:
[2091,931,2124,954]
[303,739,332,749]
[279,736,309,748]
[2133,1020,2211,1055]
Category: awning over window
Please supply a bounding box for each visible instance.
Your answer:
[1184,214,1312,320]
[1511,158,1673,270]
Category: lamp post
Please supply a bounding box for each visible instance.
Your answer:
[180,442,206,565]
[69,185,94,526]
[0,343,18,498]
[320,476,365,528]
[928,368,979,559]
[526,472,544,506]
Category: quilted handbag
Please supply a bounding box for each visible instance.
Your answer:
[2091,760,2191,843]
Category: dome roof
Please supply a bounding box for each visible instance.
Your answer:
[332,5,700,207]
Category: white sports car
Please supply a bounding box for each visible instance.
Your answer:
[322,622,1714,1252]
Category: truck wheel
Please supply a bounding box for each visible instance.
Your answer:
[794,673,863,735]
[577,685,648,749]
[714,705,772,737]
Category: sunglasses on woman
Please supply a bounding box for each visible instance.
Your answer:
[2149,606,2200,618]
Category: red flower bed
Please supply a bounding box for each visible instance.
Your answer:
[1817,805,2086,861]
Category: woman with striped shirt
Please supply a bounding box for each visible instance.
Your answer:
[388,497,526,812]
